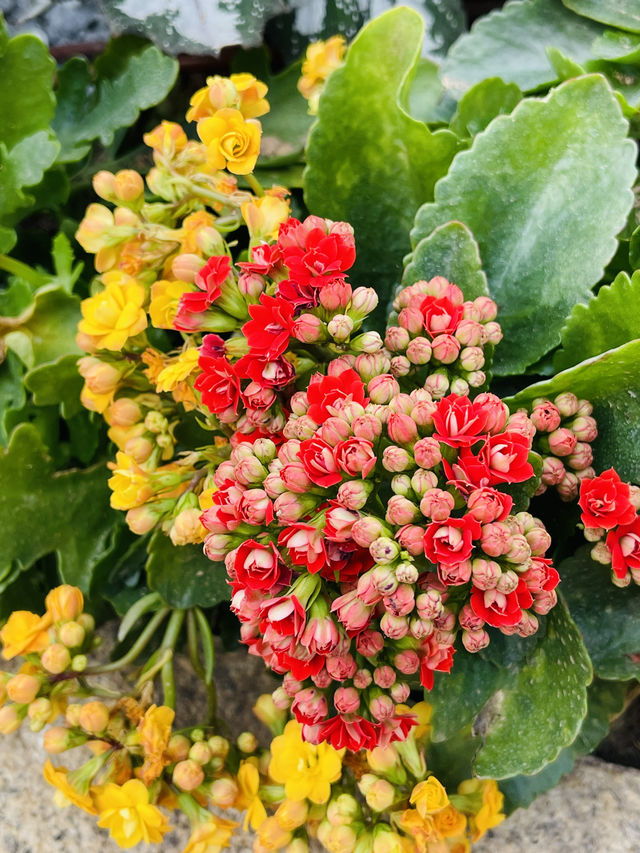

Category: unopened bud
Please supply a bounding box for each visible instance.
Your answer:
[173,758,205,791]
[7,674,41,705]
[41,643,71,674]
[114,169,144,202]
[0,705,23,734]
[237,731,258,753]
[78,701,110,734]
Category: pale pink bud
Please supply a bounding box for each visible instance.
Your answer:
[283,673,303,696]
[420,489,455,522]
[431,334,461,364]
[351,286,379,317]
[515,611,540,636]
[352,516,387,548]
[496,569,519,594]
[525,526,552,556]
[472,296,498,322]
[413,437,442,469]
[568,442,593,471]
[293,313,325,343]
[406,337,432,365]
[557,471,579,501]
[612,571,631,588]
[459,347,485,371]
[238,271,266,300]
[369,374,400,404]
[391,474,413,496]
[311,668,333,690]
[554,392,579,417]
[262,471,287,498]
[462,628,490,652]
[354,669,373,689]
[386,495,419,525]
[369,537,401,564]
[385,326,410,352]
[328,314,354,343]
[425,372,450,398]
[396,562,419,584]
[356,630,384,657]
[530,401,561,433]
[355,352,391,382]
[411,399,437,428]
[383,584,415,617]
[370,695,395,722]
[506,534,531,564]
[235,455,267,486]
[458,603,484,631]
[471,557,501,590]
[292,688,328,724]
[382,445,413,472]
[328,355,356,375]
[326,654,357,681]
[570,415,598,442]
[204,533,234,561]
[280,462,313,494]
[452,377,472,395]
[331,590,373,632]
[351,331,383,353]
[483,321,503,345]
[455,319,484,346]
[336,480,372,510]
[416,590,443,620]
[319,417,351,447]
[480,522,512,557]
[547,427,578,457]
[374,666,396,688]
[541,456,565,486]
[394,649,420,675]
[398,306,423,334]
[396,524,426,556]
[380,612,409,638]
[410,469,439,496]
[438,560,472,586]
[274,492,314,523]
[389,682,409,703]
[630,486,640,510]
[320,280,352,311]
[334,687,360,714]
[387,413,418,447]
[591,541,611,565]
[352,413,383,441]
[388,393,413,415]
[390,356,411,377]
[107,397,141,426]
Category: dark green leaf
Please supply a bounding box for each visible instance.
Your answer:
[449,78,522,137]
[146,530,230,610]
[4,286,82,369]
[24,354,83,419]
[0,350,26,444]
[412,75,636,375]
[305,7,459,326]
[0,131,60,217]
[562,0,640,32]
[259,62,313,162]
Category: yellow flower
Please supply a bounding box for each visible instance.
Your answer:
[187,74,269,122]
[95,779,171,848]
[45,585,84,622]
[75,203,115,253]
[138,704,175,785]
[410,777,449,818]
[180,210,220,255]
[268,720,343,804]
[241,195,290,243]
[236,760,268,830]
[0,610,52,660]
[199,487,217,510]
[298,36,346,113]
[141,348,167,384]
[433,805,466,838]
[198,108,261,176]
[395,809,437,853]
[256,816,292,851]
[181,815,238,853]
[78,272,148,351]
[108,451,154,510]
[43,760,97,814]
[80,383,115,413]
[144,121,189,159]
[149,279,193,329]
[458,779,505,841]
[156,349,201,393]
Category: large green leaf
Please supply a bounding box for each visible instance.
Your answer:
[0,351,26,444]
[146,530,230,610]
[411,75,636,375]
[402,221,489,299]
[449,78,523,138]
[441,0,604,96]
[24,354,83,419]
[559,546,640,679]
[0,20,55,150]
[0,131,60,218]
[0,423,118,592]
[3,286,82,369]
[555,271,640,371]
[53,41,178,163]
[562,0,640,32]
[305,7,459,325]
[507,340,640,482]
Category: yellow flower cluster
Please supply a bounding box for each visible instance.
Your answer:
[298,36,347,114]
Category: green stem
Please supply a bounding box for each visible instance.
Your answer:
[186,610,206,681]
[0,255,43,286]
[174,175,244,208]
[245,172,265,197]
[84,607,171,674]
[160,609,186,709]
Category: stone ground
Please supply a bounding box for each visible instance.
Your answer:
[0,0,110,46]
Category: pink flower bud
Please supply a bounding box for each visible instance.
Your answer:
[369,374,400,404]
[483,321,503,345]
[355,352,391,382]
[263,471,287,498]
[455,319,484,346]
[570,415,598,442]
[351,286,379,317]
[420,489,455,522]
[320,417,352,447]
[496,570,519,594]
[383,583,415,617]
[326,654,357,681]
[396,561,419,583]
[275,492,315,523]
[204,533,234,561]
[416,590,443,620]
[351,331,384,353]
[369,537,401,564]
[514,611,540,636]
[450,377,471,396]
[320,280,352,311]
[238,271,266,300]
[352,516,387,547]
[462,628,490,652]
[388,393,414,415]
[554,392,579,417]
[410,469,438,497]
[355,630,384,657]
[425,372,450,398]
[354,669,373,689]
[394,649,420,674]
[557,471,579,501]
[431,334,461,364]
[331,590,373,632]
[411,400,437,428]
[530,401,562,433]
[235,455,268,486]
[336,480,372,510]
[472,296,498,322]
[374,666,396,688]
[547,427,578,457]
[334,687,360,714]
[382,445,413,472]
[458,603,484,631]
[370,694,395,722]
[292,688,329,724]
[406,337,432,365]
[396,524,427,556]
[283,673,303,696]
[385,325,410,352]
[351,413,383,442]
[398,306,424,334]
[480,522,512,557]
[312,668,333,689]
[568,442,593,471]
[541,456,565,486]
[328,314,354,343]
[506,410,536,440]
[391,475,413,496]
[386,495,419,526]
[390,356,411,377]
[525,526,551,556]
[294,313,325,343]
[413,437,442,469]
[390,682,411,703]
[378,612,408,639]
[387,413,419,447]
[506,534,531,564]
[280,462,314,494]
[438,560,472,586]
[471,557,501,590]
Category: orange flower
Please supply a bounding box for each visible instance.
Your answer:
[198,109,262,175]
[187,73,269,122]
[1,610,52,660]
[138,704,175,785]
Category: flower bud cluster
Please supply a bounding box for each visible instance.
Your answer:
[385,277,502,397]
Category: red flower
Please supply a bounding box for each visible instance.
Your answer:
[278,216,355,286]
[259,595,306,637]
[424,515,481,566]
[432,394,491,447]
[200,334,226,358]
[201,480,245,532]
[606,517,640,579]
[479,431,534,484]
[242,293,295,359]
[470,579,533,627]
[324,504,360,542]
[579,468,636,530]
[278,523,328,574]
[466,487,513,523]
[315,714,379,751]
[321,541,374,584]
[298,437,342,487]
[334,437,377,478]
[195,355,241,414]
[307,369,368,425]
[237,243,282,276]
[521,557,559,594]
[234,540,286,591]
[419,294,463,338]
[274,648,325,681]
[235,353,295,388]
[418,635,455,691]
[444,450,492,491]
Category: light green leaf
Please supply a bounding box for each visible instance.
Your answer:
[53,42,178,163]
[412,75,636,375]
[450,78,523,138]
[51,233,84,294]
[555,271,640,371]
[559,546,640,679]
[592,29,640,62]
[305,7,459,325]
[0,131,60,217]
[146,530,230,609]
[474,598,592,778]
[441,0,604,96]
[562,0,640,32]
[407,58,453,124]
[0,20,55,150]
[507,340,640,482]
[403,221,489,299]
[5,286,82,369]
[24,354,83,419]
[0,423,118,592]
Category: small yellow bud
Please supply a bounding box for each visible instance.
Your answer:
[6,673,40,704]
[65,703,82,726]
[166,733,191,762]
[78,700,110,734]
[43,725,74,753]
[275,798,308,831]
[357,773,377,797]
[46,585,84,622]
[287,840,309,853]
[58,621,85,649]
[114,169,144,202]
[257,816,292,851]
[41,643,71,674]
[253,693,287,734]
[365,779,395,812]
[237,731,258,753]
[0,704,22,734]
[326,793,360,826]
[106,398,142,427]
[28,697,53,726]
[189,741,212,764]
[328,823,358,853]
[208,735,230,758]
[209,777,239,807]
[71,654,88,672]
[173,758,204,791]
[77,613,95,634]
[92,170,117,200]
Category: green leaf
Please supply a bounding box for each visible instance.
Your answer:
[0,423,118,592]
[507,340,640,482]
[449,78,523,138]
[146,530,230,610]
[407,58,453,124]
[0,279,32,318]
[0,131,60,217]
[24,354,83,419]
[51,233,84,294]
[562,0,640,32]
[304,7,459,325]
[592,29,640,62]
[4,286,82,369]
[259,62,313,162]
[559,546,640,679]
[0,350,26,444]
[473,599,592,778]
[441,0,604,96]
[53,42,178,163]
[0,21,55,150]
[412,75,637,375]
[403,221,489,299]
[555,271,640,371]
